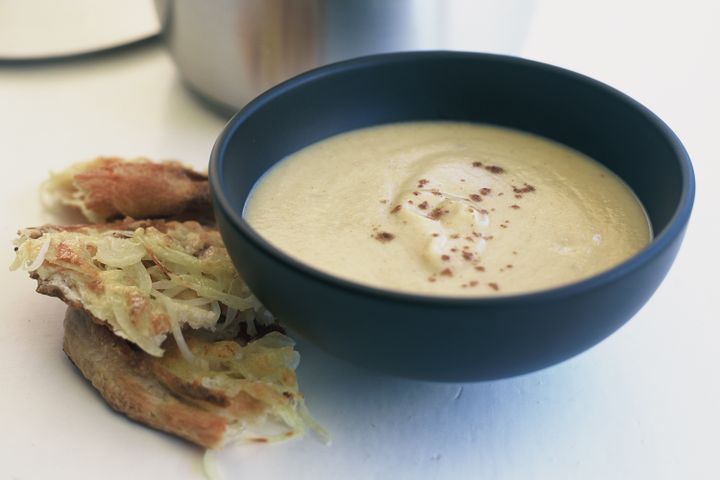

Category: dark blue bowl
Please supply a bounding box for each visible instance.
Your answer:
[210,52,694,381]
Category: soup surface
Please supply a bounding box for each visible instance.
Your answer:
[244,122,651,296]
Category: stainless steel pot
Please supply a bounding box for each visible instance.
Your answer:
[155,0,535,111]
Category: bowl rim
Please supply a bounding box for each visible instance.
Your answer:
[210,50,695,306]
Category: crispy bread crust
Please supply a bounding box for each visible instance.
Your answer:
[62,307,229,449]
[71,157,211,221]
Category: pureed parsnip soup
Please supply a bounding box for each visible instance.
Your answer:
[244,122,652,296]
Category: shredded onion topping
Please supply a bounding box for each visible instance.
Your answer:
[168,313,209,370]
[22,237,50,271]
[11,222,265,356]
[11,221,329,448]
[202,449,224,480]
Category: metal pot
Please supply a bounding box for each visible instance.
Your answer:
[155,0,535,112]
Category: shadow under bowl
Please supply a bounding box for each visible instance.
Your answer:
[210,51,694,382]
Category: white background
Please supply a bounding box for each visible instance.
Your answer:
[1,1,718,479]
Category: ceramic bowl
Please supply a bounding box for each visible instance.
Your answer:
[210,52,694,381]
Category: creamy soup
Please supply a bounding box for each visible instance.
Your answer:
[244,122,651,296]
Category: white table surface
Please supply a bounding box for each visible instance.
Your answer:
[1,1,718,479]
